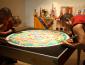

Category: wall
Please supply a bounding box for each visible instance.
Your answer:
[0,0,26,24]
[0,0,85,27]
[25,0,85,27]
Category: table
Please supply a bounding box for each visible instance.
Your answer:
[0,30,75,65]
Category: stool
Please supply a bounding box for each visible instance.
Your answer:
[77,44,85,65]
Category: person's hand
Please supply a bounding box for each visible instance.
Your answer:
[61,38,79,47]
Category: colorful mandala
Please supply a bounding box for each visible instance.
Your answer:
[6,30,69,47]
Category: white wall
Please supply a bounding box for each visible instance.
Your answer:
[0,0,85,27]
[25,0,85,27]
[25,0,54,27]
[0,0,26,24]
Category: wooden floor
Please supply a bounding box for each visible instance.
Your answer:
[65,50,85,65]
[15,61,31,65]
[15,50,85,65]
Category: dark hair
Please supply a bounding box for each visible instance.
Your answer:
[0,7,12,16]
[0,7,12,24]
[78,10,81,13]
[83,9,85,12]
[12,16,21,27]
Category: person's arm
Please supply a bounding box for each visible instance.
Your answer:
[0,29,13,34]
[73,24,85,44]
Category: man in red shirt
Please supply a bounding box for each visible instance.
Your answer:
[71,10,85,45]
[71,9,85,65]
[71,15,85,26]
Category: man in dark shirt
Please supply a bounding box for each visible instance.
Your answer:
[0,7,17,65]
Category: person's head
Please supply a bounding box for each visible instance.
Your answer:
[0,7,12,24]
[77,10,81,15]
[0,7,12,17]
[82,9,85,15]
[13,16,21,27]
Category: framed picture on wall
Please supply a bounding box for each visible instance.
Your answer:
[60,6,73,15]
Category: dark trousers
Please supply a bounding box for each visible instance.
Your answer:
[0,56,17,65]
